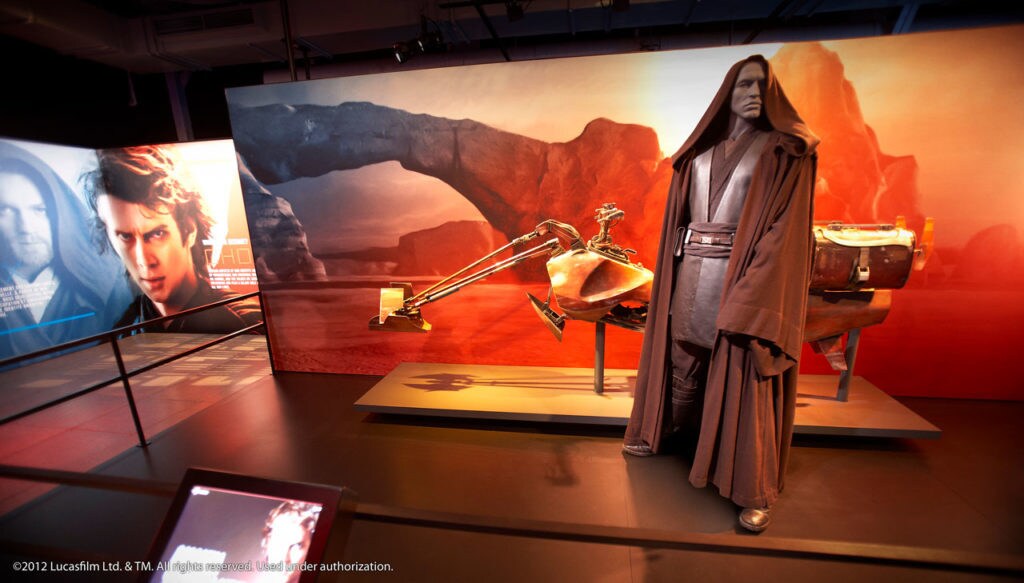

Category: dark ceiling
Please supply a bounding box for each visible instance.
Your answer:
[2,0,1022,74]
[0,0,1020,147]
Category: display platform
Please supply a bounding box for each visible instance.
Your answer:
[355,362,636,425]
[354,363,941,438]
[793,374,940,438]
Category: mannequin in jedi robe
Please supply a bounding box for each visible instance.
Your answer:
[623,55,819,533]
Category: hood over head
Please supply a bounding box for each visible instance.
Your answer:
[0,140,121,302]
[672,55,819,166]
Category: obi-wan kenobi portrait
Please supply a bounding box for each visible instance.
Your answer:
[623,55,819,533]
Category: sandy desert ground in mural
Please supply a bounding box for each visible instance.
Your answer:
[265,283,1023,400]
[263,283,642,373]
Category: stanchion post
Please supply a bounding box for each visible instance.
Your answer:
[110,337,150,447]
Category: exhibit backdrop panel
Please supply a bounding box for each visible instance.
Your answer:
[0,138,258,363]
[0,138,129,361]
[226,25,1024,400]
[114,141,261,296]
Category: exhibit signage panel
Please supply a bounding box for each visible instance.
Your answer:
[0,138,258,364]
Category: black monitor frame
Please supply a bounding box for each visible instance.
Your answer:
[140,468,353,583]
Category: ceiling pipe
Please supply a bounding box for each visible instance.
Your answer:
[473,3,512,61]
[893,2,919,34]
[279,0,297,81]
[247,42,287,63]
[742,0,800,44]
[440,0,512,62]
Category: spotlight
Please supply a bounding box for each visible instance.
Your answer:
[393,16,447,64]
[393,42,413,64]
[505,1,524,22]
[416,30,444,53]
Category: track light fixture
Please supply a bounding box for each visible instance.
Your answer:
[393,41,413,64]
[392,16,447,65]
[416,31,445,53]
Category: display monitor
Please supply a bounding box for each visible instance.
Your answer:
[141,468,348,583]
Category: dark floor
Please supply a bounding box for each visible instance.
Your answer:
[0,339,1022,582]
[0,334,272,514]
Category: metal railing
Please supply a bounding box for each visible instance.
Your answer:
[0,465,1021,577]
[0,291,269,447]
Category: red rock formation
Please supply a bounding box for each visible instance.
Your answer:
[232,104,669,271]
[394,220,510,276]
[237,156,326,282]
[233,45,931,282]
[771,44,927,234]
[533,119,670,268]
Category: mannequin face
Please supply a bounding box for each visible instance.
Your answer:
[730,62,766,121]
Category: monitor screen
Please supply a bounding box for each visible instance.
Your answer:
[142,469,346,583]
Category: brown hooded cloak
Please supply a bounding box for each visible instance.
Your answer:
[625,55,819,508]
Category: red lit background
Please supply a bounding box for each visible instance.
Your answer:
[226,26,1024,400]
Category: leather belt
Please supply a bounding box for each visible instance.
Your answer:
[685,230,735,247]
[674,222,738,258]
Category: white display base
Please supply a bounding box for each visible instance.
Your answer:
[354,362,940,438]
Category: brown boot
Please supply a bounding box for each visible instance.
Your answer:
[621,443,655,457]
[738,507,771,533]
